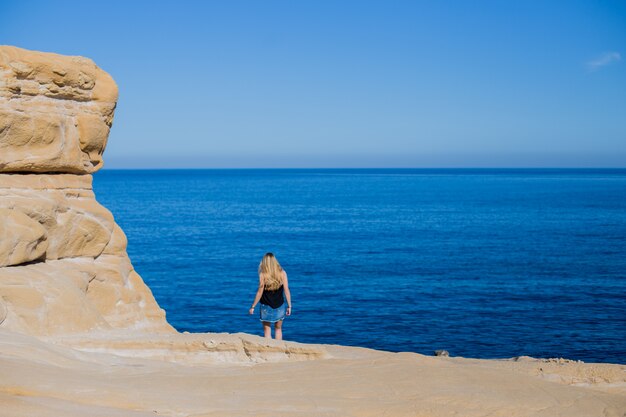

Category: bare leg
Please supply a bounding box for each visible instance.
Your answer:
[262,321,272,339]
[274,320,283,341]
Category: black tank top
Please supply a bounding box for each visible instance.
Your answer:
[260,285,284,309]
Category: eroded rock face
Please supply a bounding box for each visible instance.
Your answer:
[0,46,172,335]
[0,46,118,174]
[0,175,114,260]
[0,208,48,267]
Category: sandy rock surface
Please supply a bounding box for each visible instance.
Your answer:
[1,329,625,417]
[0,207,47,267]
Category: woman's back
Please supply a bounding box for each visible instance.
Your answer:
[260,283,284,308]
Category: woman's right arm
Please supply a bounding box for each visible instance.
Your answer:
[249,274,264,314]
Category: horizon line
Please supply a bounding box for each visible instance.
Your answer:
[99,166,626,170]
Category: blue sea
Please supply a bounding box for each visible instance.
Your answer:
[93,169,626,363]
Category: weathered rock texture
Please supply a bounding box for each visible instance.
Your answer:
[0,45,117,174]
[0,46,171,335]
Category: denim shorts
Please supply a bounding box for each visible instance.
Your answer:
[259,302,286,323]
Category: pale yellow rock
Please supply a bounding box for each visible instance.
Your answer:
[0,183,112,259]
[0,173,92,189]
[102,223,128,255]
[0,259,107,335]
[0,256,172,335]
[0,46,171,336]
[0,46,117,103]
[76,112,111,164]
[0,208,48,267]
[0,329,625,417]
[0,298,6,324]
[0,45,118,173]
[84,255,171,331]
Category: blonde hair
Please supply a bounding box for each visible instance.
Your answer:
[258,252,283,290]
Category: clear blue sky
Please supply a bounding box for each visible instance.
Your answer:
[1,1,625,168]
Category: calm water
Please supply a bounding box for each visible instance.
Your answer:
[93,169,626,363]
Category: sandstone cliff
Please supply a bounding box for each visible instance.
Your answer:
[0,46,171,335]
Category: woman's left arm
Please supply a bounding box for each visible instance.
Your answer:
[283,271,292,316]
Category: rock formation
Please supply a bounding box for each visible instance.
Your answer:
[0,46,171,335]
[0,46,116,173]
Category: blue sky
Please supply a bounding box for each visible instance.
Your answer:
[1,1,625,168]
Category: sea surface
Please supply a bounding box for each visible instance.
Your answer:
[93,169,626,363]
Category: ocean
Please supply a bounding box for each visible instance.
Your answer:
[93,169,626,363]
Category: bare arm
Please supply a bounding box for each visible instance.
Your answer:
[248,274,265,314]
[283,271,292,315]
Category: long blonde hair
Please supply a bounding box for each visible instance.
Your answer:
[258,252,283,290]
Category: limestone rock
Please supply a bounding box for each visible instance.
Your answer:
[0,174,114,260]
[0,208,48,267]
[0,256,171,335]
[0,298,6,324]
[0,46,172,336]
[0,259,108,334]
[0,45,118,174]
[0,173,172,334]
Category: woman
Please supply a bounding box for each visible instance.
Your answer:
[248,252,292,340]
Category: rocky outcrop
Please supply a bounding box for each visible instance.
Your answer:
[0,46,172,335]
[0,45,117,174]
